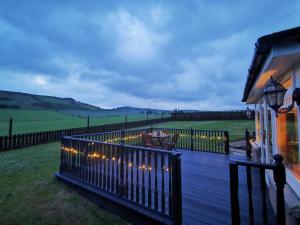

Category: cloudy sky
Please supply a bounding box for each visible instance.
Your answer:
[0,1,299,110]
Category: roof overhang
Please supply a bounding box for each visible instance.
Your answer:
[242,26,300,103]
[246,49,300,103]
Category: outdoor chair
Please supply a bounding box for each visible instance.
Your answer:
[163,133,179,151]
[142,133,154,148]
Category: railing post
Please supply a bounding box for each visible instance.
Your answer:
[245,129,251,158]
[119,144,125,197]
[224,131,229,154]
[190,127,194,150]
[8,118,13,149]
[120,129,125,145]
[86,116,90,134]
[59,132,66,173]
[172,152,182,225]
[273,154,286,225]
[230,161,240,225]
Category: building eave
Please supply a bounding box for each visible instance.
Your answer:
[242,26,300,102]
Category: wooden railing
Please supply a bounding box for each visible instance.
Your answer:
[154,128,229,154]
[74,127,230,154]
[0,118,170,152]
[58,136,182,225]
[229,154,286,225]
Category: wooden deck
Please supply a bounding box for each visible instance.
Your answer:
[180,149,275,225]
[57,142,277,225]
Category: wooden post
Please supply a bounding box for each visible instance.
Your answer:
[230,162,240,225]
[86,116,90,133]
[121,129,125,145]
[190,127,194,150]
[8,118,13,149]
[119,145,125,197]
[59,132,66,173]
[172,152,182,225]
[0,136,3,151]
[245,129,251,158]
[273,154,286,225]
[224,131,229,154]
[8,118,13,137]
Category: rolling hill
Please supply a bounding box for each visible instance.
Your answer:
[0,90,101,111]
[0,90,172,118]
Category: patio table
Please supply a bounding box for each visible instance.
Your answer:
[149,132,173,148]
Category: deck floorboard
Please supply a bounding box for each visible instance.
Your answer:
[179,150,275,225]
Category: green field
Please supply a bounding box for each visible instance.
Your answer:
[0,119,254,224]
[143,120,255,141]
[0,142,126,225]
[0,109,162,136]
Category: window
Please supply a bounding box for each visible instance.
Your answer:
[255,111,261,142]
[277,107,300,180]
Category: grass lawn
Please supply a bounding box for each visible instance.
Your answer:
[0,143,127,225]
[145,120,255,141]
[0,109,162,136]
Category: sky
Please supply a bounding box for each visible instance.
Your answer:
[0,0,300,110]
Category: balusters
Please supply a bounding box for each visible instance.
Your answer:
[111,144,115,193]
[103,143,107,190]
[161,153,165,214]
[58,132,182,221]
[168,155,172,216]
[229,162,240,225]
[125,146,129,199]
[130,148,134,201]
[99,143,103,188]
[107,144,111,191]
[246,166,254,225]
[260,168,268,225]
[154,151,158,210]
[136,149,140,204]
[142,149,145,206]
[148,151,152,208]
[79,140,84,181]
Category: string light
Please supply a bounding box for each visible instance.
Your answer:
[62,129,227,173]
[62,147,172,172]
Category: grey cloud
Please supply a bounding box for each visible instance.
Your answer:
[0,0,300,109]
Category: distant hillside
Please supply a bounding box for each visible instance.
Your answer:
[0,90,102,111]
[0,90,173,118]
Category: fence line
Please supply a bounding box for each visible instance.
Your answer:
[172,110,254,121]
[0,118,171,152]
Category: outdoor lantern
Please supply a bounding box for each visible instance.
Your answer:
[263,76,287,111]
[264,76,300,113]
